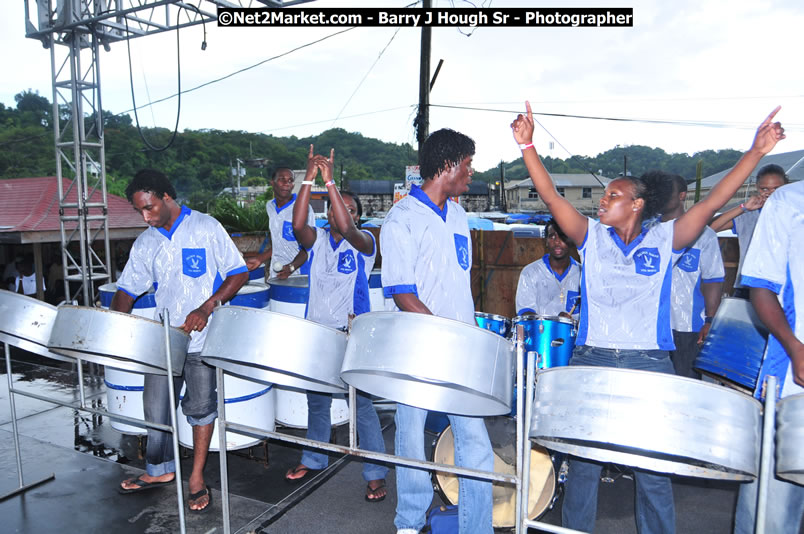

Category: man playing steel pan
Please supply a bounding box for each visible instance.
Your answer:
[380,129,494,534]
[515,217,581,321]
[734,177,804,533]
[113,169,248,513]
[652,172,724,379]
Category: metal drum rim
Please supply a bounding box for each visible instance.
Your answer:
[50,304,191,339]
[352,310,512,344]
[474,311,511,323]
[214,305,346,335]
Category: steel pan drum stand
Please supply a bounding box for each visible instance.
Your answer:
[1,313,187,534]
[212,329,528,534]
[755,375,777,534]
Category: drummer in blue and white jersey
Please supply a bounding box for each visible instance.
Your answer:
[113,169,248,512]
[656,173,724,379]
[709,164,788,298]
[734,179,804,534]
[381,129,493,534]
[512,101,785,534]
[283,146,388,502]
[245,166,316,278]
[515,218,581,320]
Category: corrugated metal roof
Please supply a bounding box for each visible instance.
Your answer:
[505,173,610,189]
[0,176,147,233]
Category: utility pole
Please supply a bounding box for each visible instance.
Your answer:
[416,0,431,161]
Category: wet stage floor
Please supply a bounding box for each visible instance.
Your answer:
[0,347,773,533]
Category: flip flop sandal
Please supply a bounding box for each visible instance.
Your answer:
[188,485,212,513]
[285,464,320,485]
[118,477,174,495]
[365,481,387,503]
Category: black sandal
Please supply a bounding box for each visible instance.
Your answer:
[284,464,320,485]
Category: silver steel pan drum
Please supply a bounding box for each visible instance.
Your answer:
[201,306,348,393]
[341,312,514,416]
[0,290,75,363]
[47,305,189,375]
[776,393,804,484]
[530,367,761,480]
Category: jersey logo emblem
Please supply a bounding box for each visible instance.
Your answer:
[454,234,470,270]
[182,248,206,278]
[634,247,661,276]
[282,221,297,242]
[338,250,356,274]
[678,248,700,273]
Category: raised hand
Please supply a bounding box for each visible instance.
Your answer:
[314,148,335,183]
[511,100,536,145]
[304,144,319,182]
[751,106,785,155]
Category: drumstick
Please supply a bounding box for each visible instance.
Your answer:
[568,300,578,316]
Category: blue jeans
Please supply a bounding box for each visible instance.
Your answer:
[561,345,676,534]
[142,352,217,477]
[394,404,493,534]
[301,390,389,482]
[734,418,804,533]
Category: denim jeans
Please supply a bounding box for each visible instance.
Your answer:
[393,404,493,534]
[734,419,804,533]
[142,352,217,477]
[561,345,676,534]
[301,390,389,482]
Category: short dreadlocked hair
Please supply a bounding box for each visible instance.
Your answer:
[419,128,475,181]
[125,169,177,203]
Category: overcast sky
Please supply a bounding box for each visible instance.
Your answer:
[3,0,803,173]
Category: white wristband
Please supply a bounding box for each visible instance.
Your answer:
[518,142,534,150]
[301,180,314,186]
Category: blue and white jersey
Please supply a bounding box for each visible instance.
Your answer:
[515,255,581,318]
[576,217,681,350]
[117,206,248,353]
[731,209,761,289]
[741,181,804,399]
[380,185,474,324]
[266,194,315,275]
[305,227,376,330]
[670,226,725,333]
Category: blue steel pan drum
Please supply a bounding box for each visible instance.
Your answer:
[694,297,769,392]
[474,312,512,338]
[512,314,576,369]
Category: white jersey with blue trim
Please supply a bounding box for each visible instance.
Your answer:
[305,227,376,330]
[670,226,725,333]
[380,185,474,324]
[515,255,581,318]
[741,181,804,399]
[117,206,248,353]
[266,194,315,274]
[731,209,761,289]
[576,217,681,350]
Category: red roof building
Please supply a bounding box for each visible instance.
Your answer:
[0,176,146,244]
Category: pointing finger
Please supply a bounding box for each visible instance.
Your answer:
[762,106,781,126]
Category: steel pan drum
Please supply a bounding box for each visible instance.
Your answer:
[434,417,556,528]
[530,367,761,480]
[341,312,514,416]
[201,306,348,393]
[694,297,769,391]
[0,290,75,363]
[47,305,189,375]
[776,393,804,484]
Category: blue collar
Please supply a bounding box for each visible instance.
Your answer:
[327,229,344,251]
[157,205,191,240]
[409,185,448,222]
[607,223,650,256]
[273,194,296,214]
[542,253,576,282]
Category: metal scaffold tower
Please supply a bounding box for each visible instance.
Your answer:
[22,0,312,305]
